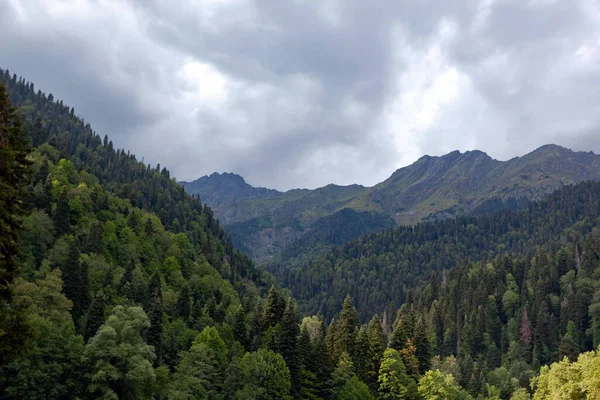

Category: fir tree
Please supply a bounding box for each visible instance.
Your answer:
[280,299,301,397]
[85,290,106,341]
[176,283,191,321]
[414,317,431,375]
[54,185,71,236]
[264,285,285,328]
[62,241,85,319]
[366,314,386,392]
[0,82,32,366]
[233,306,249,349]
[335,295,359,359]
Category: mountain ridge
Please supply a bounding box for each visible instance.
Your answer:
[182,145,600,262]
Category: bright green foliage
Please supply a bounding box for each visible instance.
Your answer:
[532,346,600,399]
[234,349,292,400]
[83,306,156,399]
[418,370,472,400]
[378,348,419,399]
[509,388,531,400]
[331,352,356,389]
[334,375,375,400]
[1,271,85,399]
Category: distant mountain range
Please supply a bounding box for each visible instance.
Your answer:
[180,144,600,261]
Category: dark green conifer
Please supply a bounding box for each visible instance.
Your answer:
[54,185,70,236]
[280,299,301,397]
[84,290,106,341]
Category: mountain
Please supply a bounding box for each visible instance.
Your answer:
[180,172,283,210]
[183,146,600,261]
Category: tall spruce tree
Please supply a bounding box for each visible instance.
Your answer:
[335,295,359,360]
[0,82,32,366]
[280,298,301,397]
[62,241,86,319]
[264,285,285,328]
[367,314,386,392]
[54,185,70,236]
[84,290,106,341]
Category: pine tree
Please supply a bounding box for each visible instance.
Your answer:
[31,114,45,147]
[249,298,264,351]
[280,299,301,397]
[54,185,71,236]
[414,317,431,375]
[233,306,249,349]
[0,82,32,366]
[79,260,91,316]
[264,285,284,328]
[144,290,163,364]
[176,283,191,320]
[87,220,104,254]
[335,295,359,359]
[366,314,386,392]
[119,257,136,296]
[85,290,106,341]
[353,327,370,384]
[62,241,85,318]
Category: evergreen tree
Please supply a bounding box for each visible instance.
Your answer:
[144,291,163,364]
[234,305,249,349]
[378,348,419,399]
[280,298,301,397]
[249,297,264,351]
[84,290,106,341]
[176,283,191,320]
[335,295,359,359]
[0,83,32,365]
[366,313,386,392]
[54,185,70,236]
[414,317,431,375]
[264,285,285,328]
[119,256,136,295]
[61,241,86,319]
[87,220,104,254]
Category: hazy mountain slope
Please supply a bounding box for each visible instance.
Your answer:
[180,172,283,211]
[183,146,600,261]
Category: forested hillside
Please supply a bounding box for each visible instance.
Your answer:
[2,68,600,400]
[270,181,600,321]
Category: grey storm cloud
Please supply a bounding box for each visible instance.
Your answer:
[1,0,599,190]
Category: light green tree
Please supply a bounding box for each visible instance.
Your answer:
[335,375,375,400]
[378,348,420,399]
[418,370,472,400]
[235,348,292,400]
[83,306,156,399]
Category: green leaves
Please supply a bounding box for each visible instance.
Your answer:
[84,306,156,399]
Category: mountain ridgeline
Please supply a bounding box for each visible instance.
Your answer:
[182,146,600,262]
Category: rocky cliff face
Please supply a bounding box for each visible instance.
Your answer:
[181,145,600,261]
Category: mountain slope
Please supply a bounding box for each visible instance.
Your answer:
[183,146,600,261]
[271,180,600,321]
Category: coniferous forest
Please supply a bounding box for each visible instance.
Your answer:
[2,68,600,400]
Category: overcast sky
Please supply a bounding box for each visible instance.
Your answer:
[1,0,599,190]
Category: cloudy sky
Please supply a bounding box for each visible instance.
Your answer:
[1,0,600,190]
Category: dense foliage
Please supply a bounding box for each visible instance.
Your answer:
[269,181,600,321]
[2,68,600,400]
